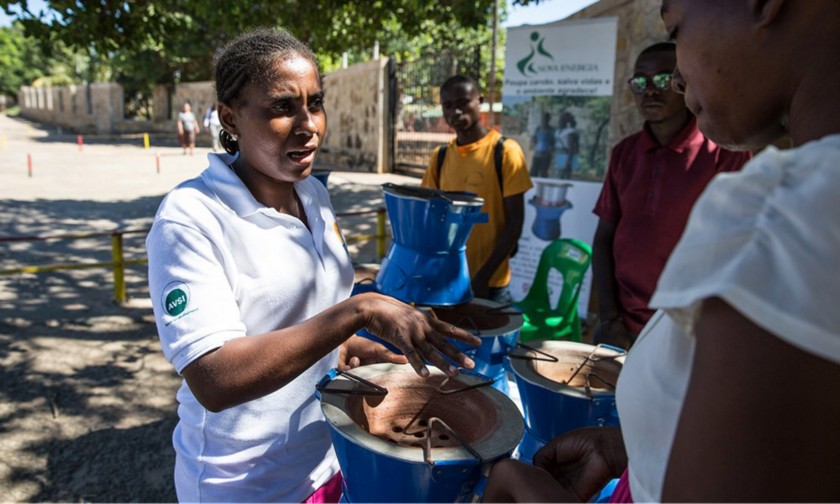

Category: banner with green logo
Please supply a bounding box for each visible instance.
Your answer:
[504,17,618,322]
[503,18,617,97]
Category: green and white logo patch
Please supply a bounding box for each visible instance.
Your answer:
[517,31,555,77]
[162,281,190,317]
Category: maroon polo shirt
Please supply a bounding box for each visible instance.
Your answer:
[593,117,751,334]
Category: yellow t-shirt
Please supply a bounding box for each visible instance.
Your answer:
[421,129,533,287]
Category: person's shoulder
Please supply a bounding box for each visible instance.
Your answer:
[499,133,524,153]
[156,177,212,218]
[154,164,225,224]
[611,129,645,155]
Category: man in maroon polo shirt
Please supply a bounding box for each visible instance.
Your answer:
[592,42,751,349]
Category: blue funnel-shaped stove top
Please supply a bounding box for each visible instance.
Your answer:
[375,183,487,306]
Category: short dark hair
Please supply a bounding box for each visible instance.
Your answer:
[636,41,676,62]
[214,27,321,107]
[213,27,321,154]
[440,74,480,95]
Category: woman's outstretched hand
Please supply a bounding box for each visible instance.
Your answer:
[338,334,408,370]
[356,292,481,377]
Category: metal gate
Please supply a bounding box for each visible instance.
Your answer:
[392,47,483,173]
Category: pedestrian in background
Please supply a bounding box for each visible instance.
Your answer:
[204,103,222,152]
[177,102,200,155]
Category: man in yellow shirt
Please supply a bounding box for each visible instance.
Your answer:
[422,75,533,304]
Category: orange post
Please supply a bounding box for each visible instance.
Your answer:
[27,154,32,177]
[156,154,160,174]
[77,134,83,151]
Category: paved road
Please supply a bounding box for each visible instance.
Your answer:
[0,112,419,502]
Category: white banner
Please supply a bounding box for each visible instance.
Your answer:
[503,18,618,97]
[503,17,618,320]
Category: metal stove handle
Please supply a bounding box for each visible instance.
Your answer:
[422,417,483,468]
[507,342,560,363]
[314,368,388,399]
[437,369,495,395]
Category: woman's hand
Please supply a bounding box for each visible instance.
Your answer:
[594,317,632,350]
[338,334,408,370]
[356,292,481,377]
[484,459,579,502]
[532,427,627,502]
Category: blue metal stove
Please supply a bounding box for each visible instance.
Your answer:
[375,183,487,306]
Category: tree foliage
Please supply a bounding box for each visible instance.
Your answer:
[1,1,539,82]
[0,21,91,96]
[0,0,542,113]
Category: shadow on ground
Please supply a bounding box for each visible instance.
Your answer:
[22,417,178,502]
[0,178,396,501]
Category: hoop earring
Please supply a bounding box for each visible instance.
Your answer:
[220,129,239,155]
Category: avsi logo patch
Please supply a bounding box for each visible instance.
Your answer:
[517,31,555,77]
[162,282,190,316]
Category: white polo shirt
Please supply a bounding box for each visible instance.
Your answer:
[146,152,354,502]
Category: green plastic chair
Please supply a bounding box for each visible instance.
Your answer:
[514,238,593,343]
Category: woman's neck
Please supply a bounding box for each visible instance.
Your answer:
[233,159,302,219]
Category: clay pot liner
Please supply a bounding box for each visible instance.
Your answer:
[531,346,623,390]
[346,372,499,449]
[320,363,524,462]
[508,340,625,398]
[424,298,523,337]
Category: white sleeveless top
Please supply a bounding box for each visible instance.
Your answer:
[616,134,840,502]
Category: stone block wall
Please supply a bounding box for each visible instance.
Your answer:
[17,83,125,134]
[318,57,392,173]
[170,81,216,123]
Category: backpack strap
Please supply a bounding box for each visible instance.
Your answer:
[437,135,506,190]
[436,145,447,185]
[494,136,507,192]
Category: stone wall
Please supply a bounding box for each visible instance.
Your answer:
[319,57,392,173]
[16,54,392,163]
[17,83,125,134]
[568,0,668,149]
[169,81,216,123]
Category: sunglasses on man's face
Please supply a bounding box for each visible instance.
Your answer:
[627,71,673,94]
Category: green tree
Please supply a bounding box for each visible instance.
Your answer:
[1,1,540,81]
[0,22,54,96]
[1,0,541,116]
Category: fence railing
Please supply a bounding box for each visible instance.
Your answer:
[0,207,388,303]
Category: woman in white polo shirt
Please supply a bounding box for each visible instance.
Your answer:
[146,28,480,503]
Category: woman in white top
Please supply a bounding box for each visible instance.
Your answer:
[484,1,840,501]
[147,28,479,502]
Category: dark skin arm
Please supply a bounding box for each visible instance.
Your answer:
[662,298,840,502]
[472,192,525,298]
[182,292,480,412]
[591,219,632,349]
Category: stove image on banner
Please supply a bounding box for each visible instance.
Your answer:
[529,179,574,241]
